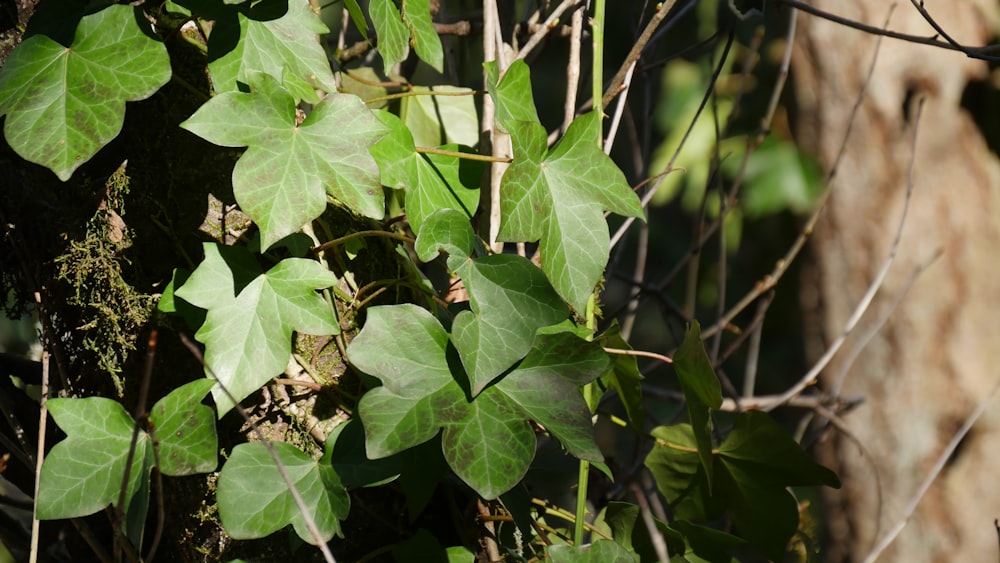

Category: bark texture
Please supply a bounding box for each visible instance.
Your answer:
[791,2,1000,561]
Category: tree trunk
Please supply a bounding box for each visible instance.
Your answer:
[790,2,1000,561]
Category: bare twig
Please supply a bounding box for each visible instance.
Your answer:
[515,0,577,60]
[561,3,583,135]
[601,0,679,110]
[29,353,48,563]
[178,334,337,563]
[699,5,895,340]
[628,482,669,562]
[768,97,924,410]
[777,0,1000,62]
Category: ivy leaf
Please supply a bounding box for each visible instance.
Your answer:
[370,0,444,74]
[149,379,219,475]
[399,85,479,147]
[601,501,686,561]
[402,0,444,72]
[0,5,170,180]
[181,74,388,250]
[414,208,477,271]
[596,323,646,429]
[714,410,840,560]
[349,305,607,499]
[217,441,350,544]
[369,0,409,74]
[370,111,480,234]
[673,321,722,491]
[344,0,369,41]
[644,424,722,523]
[177,248,339,416]
[452,255,569,395]
[36,398,152,522]
[499,112,644,311]
[549,541,636,563]
[483,60,540,129]
[207,0,337,98]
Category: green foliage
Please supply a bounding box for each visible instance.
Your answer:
[486,60,645,311]
[37,380,218,534]
[181,73,387,249]
[3,1,841,559]
[216,440,349,544]
[0,5,170,180]
[175,243,339,415]
[348,305,607,499]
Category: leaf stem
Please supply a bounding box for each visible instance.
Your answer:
[415,146,512,163]
[603,347,673,364]
[363,88,479,105]
[311,230,415,254]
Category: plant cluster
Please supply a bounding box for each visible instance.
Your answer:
[0,1,840,561]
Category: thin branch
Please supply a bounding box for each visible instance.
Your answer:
[777,0,1000,62]
[311,230,415,254]
[29,353,48,563]
[700,5,895,339]
[768,98,924,410]
[604,347,673,365]
[178,334,337,563]
[601,0,680,110]
[415,146,511,163]
[861,373,1000,563]
[561,3,583,135]
[515,0,578,60]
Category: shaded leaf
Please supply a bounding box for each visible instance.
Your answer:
[0,5,170,180]
[603,501,685,561]
[673,321,722,490]
[371,111,480,234]
[181,74,387,249]
[549,541,636,563]
[149,379,218,475]
[596,323,646,429]
[217,441,350,544]
[644,424,721,522]
[349,305,606,499]
[328,419,401,488]
[177,248,339,415]
[36,398,151,523]
[400,86,478,147]
[452,254,569,395]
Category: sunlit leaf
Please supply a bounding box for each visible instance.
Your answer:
[0,5,170,180]
[181,74,387,249]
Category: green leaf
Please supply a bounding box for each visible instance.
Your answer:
[177,249,339,415]
[349,305,607,499]
[328,419,401,488]
[402,0,443,72]
[345,0,369,40]
[370,111,480,234]
[207,0,337,97]
[181,74,388,249]
[718,410,841,489]
[452,254,569,395]
[549,541,636,563]
[149,379,218,475]
[602,501,686,561]
[216,441,350,544]
[370,0,409,74]
[483,60,540,129]
[673,321,722,490]
[596,323,646,429]
[714,461,798,561]
[644,424,720,522]
[672,520,745,563]
[400,86,479,147]
[36,398,151,521]
[0,5,170,180]
[497,111,644,311]
[414,208,477,270]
